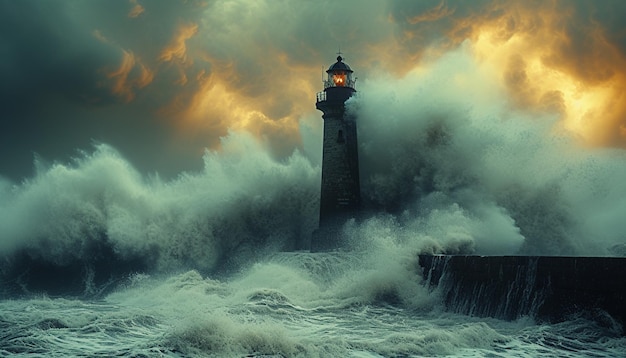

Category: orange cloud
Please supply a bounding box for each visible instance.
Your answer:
[106,50,154,102]
[159,23,198,64]
[160,49,321,158]
[426,1,626,147]
[408,1,454,24]
[128,0,145,18]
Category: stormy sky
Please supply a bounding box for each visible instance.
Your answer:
[2,0,626,182]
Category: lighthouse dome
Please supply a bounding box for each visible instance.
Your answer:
[327,56,353,73]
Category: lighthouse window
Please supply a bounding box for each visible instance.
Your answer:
[337,130,345,143]
[332,71,346,86]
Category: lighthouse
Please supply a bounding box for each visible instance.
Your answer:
[312,55,361,251]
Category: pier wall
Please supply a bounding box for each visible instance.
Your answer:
[418,255,626,331]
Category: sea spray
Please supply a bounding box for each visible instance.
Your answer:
[0,133,319,295]
[354,45,626,256]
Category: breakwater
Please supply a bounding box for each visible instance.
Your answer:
[418,255,626,332]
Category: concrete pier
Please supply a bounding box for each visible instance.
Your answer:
[418,255,626,332]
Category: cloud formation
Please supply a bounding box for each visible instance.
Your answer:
[2,0,626,181]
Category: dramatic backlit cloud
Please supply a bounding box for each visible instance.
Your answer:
[104,50,154,102]
[466,1,626,146]
[2,0,626,180]
[391,0,626,145]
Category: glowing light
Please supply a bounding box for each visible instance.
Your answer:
[333,73,346,86]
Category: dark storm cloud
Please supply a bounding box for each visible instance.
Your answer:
[0,0,394,181]
[0,0,209,181]
[1,1,115,180]
[3,0,626,182]
[0,2,114,103]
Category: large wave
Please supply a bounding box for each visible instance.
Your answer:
[0,133,319,295]
[1,45,625,297]
[353,46,626,257]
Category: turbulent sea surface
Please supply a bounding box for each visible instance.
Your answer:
[2,48,626,356]
[2,252,625,357]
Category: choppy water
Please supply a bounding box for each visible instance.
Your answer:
[1,253,624,357]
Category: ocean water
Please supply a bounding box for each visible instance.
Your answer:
[2,252,625,357]
[2,47,626,356]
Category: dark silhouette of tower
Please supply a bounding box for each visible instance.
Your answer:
[311,55,361,251]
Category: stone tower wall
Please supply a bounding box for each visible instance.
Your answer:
[319,110,360,227]
[313,84,361,253]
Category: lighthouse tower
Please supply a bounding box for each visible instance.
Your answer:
[312,55,361,251]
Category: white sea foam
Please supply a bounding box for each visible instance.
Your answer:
[3,260,624,357]
[353,45,626,256]
[0,132,319,273]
